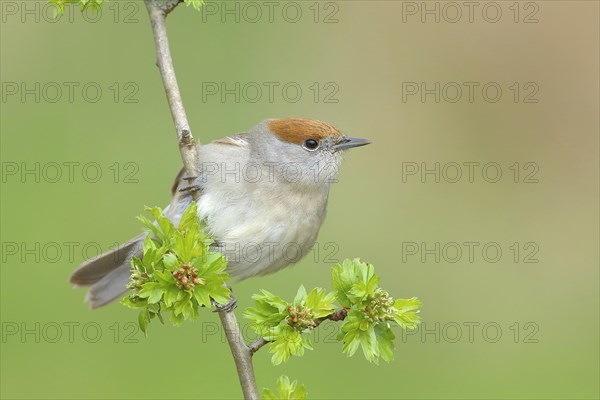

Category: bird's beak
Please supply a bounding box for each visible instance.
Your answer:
[333,136,371,151]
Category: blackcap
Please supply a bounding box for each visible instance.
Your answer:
[70,118,370,308]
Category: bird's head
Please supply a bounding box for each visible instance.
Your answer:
[249,118,370,187]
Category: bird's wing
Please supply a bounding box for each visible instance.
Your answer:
[170,166,187,196]
[212,133,249,147]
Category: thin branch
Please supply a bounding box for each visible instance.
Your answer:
[144,0,200,181]
[143,2,258,399]
[248,308,348,355]
[248,337,268,355]
[217,306,260,399]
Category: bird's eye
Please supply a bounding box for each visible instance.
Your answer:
[303,139,320,151]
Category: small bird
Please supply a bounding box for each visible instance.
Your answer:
[70,118,370,308]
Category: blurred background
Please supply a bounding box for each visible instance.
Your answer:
[1,1,598,399]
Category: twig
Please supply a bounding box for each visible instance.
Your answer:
[247,337,268,355]
[217,306,260,399]
[143,1,259,399]
[144,0,201,181]
[248,308,348,355]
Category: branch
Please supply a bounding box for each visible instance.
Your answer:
[248,308,348,355]
[247,336,268,355]
[144,0,200,181]
[144,2,259,399]
[217,306,260,399]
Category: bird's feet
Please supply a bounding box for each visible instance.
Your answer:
[213,294,237,313]
[179,184,201,194]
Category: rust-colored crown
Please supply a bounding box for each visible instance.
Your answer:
[268,118,343,144]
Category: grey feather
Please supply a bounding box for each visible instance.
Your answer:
[85,264,133,309]
[70,196,193,308]
[70,233,145,309]
[69,233,145,286]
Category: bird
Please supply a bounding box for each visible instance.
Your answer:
[70,118,370,308]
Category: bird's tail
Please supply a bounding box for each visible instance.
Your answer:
[69,233,145,309]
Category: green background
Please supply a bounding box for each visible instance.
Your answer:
[1,1,598,399]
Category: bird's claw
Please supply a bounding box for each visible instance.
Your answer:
[213,294,237,313]
[179,184,201,193]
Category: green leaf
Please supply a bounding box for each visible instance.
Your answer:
[137,215,164,242]
[81,0,101,12]
[49,0,104,16]
[183,0,205,11]
[262,375,307,400]
[332,258,377,307]
[359,323,378,362]
[173,292,192,316]
[138,310,149,336]
[302,337,314,351]
[131,256,143,271]
[181,299,197,321]
[162,253,179,271]
[340,308,379,362]
[193,285,211,308]
[350,262,379,300]
[393,297,422,329]
[331,259,354,307]
[207,283,232,305]
[137,282,164,304]
[268,325,305,365]
[253,290,289,313]
[120,295,146,309]
[245,286,336,365]
[178,201,198,232]
[170,311,185,327]
[153,270,173,284]
[340,308,365,356]
[163,285,180,307]
[305,287,336,318]
[375,324,395,363]
[121,203,230,334]
[331,259,423,363]
[293,285,307,306]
